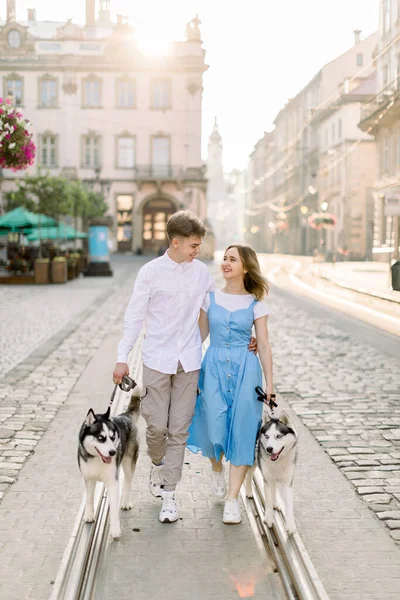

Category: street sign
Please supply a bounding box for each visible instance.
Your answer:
[384,194,400,216]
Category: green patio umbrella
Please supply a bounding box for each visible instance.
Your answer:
[0,207,56,231]
[25,223,87,241]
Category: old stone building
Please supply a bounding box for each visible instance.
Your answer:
[0,1,210,254]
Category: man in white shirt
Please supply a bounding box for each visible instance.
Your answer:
[113,211,214,523]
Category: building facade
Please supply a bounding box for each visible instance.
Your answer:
[358,0,400,262]
[0,1,209,254]
[249,30,378,257]
[245,131,275,253]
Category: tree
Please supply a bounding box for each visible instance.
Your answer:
[4,173,108,222]
[4,171,72,218]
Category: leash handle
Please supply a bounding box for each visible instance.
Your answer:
[108,376,136,408]
[255,385,278,411]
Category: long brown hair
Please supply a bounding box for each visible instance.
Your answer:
[225,245,269,301]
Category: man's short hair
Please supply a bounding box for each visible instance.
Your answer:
[166,210,206,242]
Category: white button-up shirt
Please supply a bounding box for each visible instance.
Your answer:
[117,252,214,374]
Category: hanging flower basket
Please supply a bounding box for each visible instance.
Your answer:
[308,212,337,229]
[0,98,35,171]
[275,220,288,231]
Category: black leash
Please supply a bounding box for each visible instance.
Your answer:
[108,375,136,409]
[255,385,277,413]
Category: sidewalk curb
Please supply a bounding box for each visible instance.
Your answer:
[313,267,400,305]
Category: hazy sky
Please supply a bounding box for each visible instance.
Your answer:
[12,0,379,170]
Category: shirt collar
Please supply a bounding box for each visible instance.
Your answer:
[162,250,192,271]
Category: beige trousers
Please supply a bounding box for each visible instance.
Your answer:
[141,362,200,491]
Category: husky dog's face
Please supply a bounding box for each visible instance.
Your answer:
[259,413,296,462]
[82,409,120,464]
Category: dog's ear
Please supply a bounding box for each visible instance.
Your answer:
[262,407,272,425]
[279,411,295,429]
[85,409,96,426]
[102,407,111,421]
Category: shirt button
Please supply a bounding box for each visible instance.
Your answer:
[226,343,229,347]
[226,359,230,362]
[228,374,231,378]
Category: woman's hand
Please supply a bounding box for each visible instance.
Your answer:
[248,336,258,354]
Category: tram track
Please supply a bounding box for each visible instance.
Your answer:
[50,338,330,600]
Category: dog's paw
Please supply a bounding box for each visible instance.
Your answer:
[263,509,274,528]
[245,484,253,499]
[285,522,297,536]
[83,512,95,523]
[110,525,121,539]
[120,500,132,510]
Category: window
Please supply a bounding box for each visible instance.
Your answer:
[332,122,335,142]
[4,76,23,106]
[117,79,135,108]
[383,136,389,172]
[117,136,135,168]
[151,79,171,109]
[357,53,363,67]
[39,77,57,107]
[338,119,342,139]
[7,30,21,49]
[83,78,101,108]
[383,63,390,87]
[151,136,170,176]
[82,134,101,168]
[397,132,400,165]
[40,134,57,168]
[117,195,133,250]
[383,0,391,34]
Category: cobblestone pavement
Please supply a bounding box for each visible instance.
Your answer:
[0,258,133,377]
[0,256,145,504]
[267,281,400,546]
[1,255,400,599]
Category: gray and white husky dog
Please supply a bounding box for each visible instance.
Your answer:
[246,408,298,535]
[78,388,140,539]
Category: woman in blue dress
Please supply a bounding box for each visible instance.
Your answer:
[188,244,273,524]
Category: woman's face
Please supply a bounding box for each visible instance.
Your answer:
[221,247,245,280]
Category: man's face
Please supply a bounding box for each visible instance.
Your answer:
[171,235,202,262]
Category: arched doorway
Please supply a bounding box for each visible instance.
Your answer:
[142,197,176,253]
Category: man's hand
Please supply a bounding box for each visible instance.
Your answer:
[248,336,258,355]
[113,362,129,385]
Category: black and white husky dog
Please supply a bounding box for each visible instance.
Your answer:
[78,388,140,539]
[246,408,298,535]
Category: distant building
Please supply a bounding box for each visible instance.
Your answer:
[0,1,209,254]
[248,29,378,258]
[358,0,400,261]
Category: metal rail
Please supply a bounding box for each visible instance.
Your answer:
[50,344,141,600]
[242,469,330,600]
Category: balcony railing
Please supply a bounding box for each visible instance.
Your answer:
[134,165,206,181]
[360,77,400,124]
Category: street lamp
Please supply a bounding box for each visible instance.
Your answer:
[320,201,328,212]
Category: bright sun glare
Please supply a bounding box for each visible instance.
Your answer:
[135,35,171,56]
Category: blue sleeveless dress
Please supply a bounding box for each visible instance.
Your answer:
[187,292,263,466]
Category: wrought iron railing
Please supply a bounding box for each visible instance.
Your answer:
[360,76,400,123]
[134,165,205,181]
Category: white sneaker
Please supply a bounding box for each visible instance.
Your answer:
[159,491,179,523]
[210,465,226,499]
[223,499,242,524]
[149,463,163,498]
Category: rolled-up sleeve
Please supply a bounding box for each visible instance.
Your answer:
[117,267,151,363]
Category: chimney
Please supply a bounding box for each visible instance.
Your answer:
[353,29,361,45]
[27,8,36,21]
[86,0,95,27]
[7,0,16,22]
